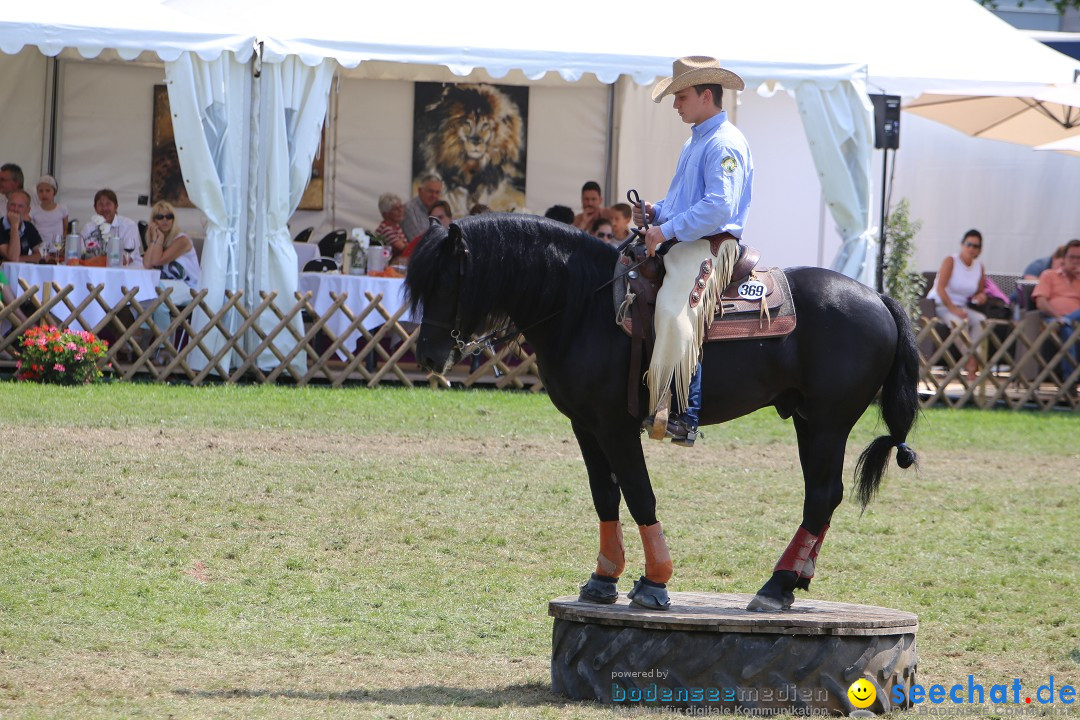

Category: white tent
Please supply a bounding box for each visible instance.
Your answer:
[2,0,1078,369]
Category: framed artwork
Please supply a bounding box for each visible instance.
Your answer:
[412,82,529,218]
[151,85,326,211]
[297,122,326,211]
[151,84,193,208]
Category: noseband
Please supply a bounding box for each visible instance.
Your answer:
[420,232,486,355]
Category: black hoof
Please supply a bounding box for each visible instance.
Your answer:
[627,576,671,610]
[578,573,619,604]
[748,570,798,612]
[746,591,794,612]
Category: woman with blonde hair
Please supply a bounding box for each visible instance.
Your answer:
[142,202,201,358]
[143,201,200,290]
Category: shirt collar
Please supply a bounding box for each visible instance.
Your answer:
[692,111,727,138]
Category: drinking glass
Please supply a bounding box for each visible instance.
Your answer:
[123,233,136,266]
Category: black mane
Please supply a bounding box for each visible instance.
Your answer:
[405,214,617,346]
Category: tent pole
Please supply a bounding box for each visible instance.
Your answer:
[42,56,60,175]
[603,81,615,205]
[875,147,888,293]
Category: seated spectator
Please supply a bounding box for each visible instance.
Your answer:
[141,202,199,359]
[402,173,444,240]
[0,163,23,205]
[469,204,492,215]
[1,189,43,263]
[609,202,633,243]
[1032,238,1080,378]
[375,192,408,256]
[29,175,68,249]
[143,201,195,287]
[926,229,987,378]
[573,181,605,231]
[544,205,575,225]
[1022,245,1065,281]
[81,189,139,259]
[590,216,618,246]
[399,200,453,266]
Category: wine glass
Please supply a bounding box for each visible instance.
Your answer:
[123,232,136,266]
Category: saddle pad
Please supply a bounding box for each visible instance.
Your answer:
[706,267,796,342]
[616,266,796,343]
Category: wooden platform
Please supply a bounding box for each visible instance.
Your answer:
[549,592,918,716]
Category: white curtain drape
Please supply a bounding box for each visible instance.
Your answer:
[795,78,877,287]
[165,50,251,372]
[250,56,336,370]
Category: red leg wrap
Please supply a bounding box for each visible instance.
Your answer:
[595,520,626,578]
[773,526,819,575]
[639,522,673,584]
[800,524,829,580]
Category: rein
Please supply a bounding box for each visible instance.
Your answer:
[432,229,652,357]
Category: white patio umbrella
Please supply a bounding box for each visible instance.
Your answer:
[1033,133,1080,157]
[904,83,1080,147]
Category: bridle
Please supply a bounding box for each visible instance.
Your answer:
[421,226,656,357]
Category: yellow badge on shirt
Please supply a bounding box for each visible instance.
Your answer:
[721,156,738,174]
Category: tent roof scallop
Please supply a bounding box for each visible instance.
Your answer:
[2,0,1078,94]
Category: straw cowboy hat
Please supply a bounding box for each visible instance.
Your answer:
[651,56,745,103]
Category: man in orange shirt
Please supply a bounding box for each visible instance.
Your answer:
[1032,238,1080,379]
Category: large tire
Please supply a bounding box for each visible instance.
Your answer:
[550,593,918,716]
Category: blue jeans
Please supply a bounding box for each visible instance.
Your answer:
[679,362,702,428]
[1058,309,1080,379]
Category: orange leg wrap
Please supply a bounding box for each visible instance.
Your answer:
[595,521,626,578]
[639,522,673,584]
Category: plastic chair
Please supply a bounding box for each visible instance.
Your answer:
[317,229,346,258]
[294,226,314,244]
[303,258,338,273]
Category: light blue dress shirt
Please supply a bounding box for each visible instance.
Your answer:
[652,110,754,242]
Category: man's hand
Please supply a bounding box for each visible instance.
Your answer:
[7,209,21,233]
[632,202,654,227]
[644,226,666,257]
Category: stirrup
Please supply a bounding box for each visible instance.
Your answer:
[647,388,670,440]
[666,417,700,447]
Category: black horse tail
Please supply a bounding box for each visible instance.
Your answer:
[855,294,920,508]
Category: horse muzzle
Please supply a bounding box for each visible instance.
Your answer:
[416,331,462,375]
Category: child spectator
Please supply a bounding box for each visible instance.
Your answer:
[29,175,68,249]
[609,203,633,243]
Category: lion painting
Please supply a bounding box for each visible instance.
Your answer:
[412,82,528,218]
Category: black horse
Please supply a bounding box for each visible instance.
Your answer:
[405,214,918,612]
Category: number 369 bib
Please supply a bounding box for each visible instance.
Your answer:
[737,279,767,301]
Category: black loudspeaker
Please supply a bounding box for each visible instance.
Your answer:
[870,94,901,150]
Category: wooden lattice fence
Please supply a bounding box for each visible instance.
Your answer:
[1,279,1076,410]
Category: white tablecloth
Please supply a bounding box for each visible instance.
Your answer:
[5,261,161,331]
[294,241,320,271]
[298,272,412,350]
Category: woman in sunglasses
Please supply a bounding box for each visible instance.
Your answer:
[590,216,619,247]
[143,202,199,289]
[926,228,987,379]
[140,202,201,361]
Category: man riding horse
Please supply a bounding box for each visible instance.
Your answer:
[636,56,753,449]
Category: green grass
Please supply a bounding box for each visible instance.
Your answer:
[0,384,1077,719]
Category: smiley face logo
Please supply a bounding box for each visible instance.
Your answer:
[848,678,876,709]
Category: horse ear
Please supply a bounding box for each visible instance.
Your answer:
[447,223,469,258]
